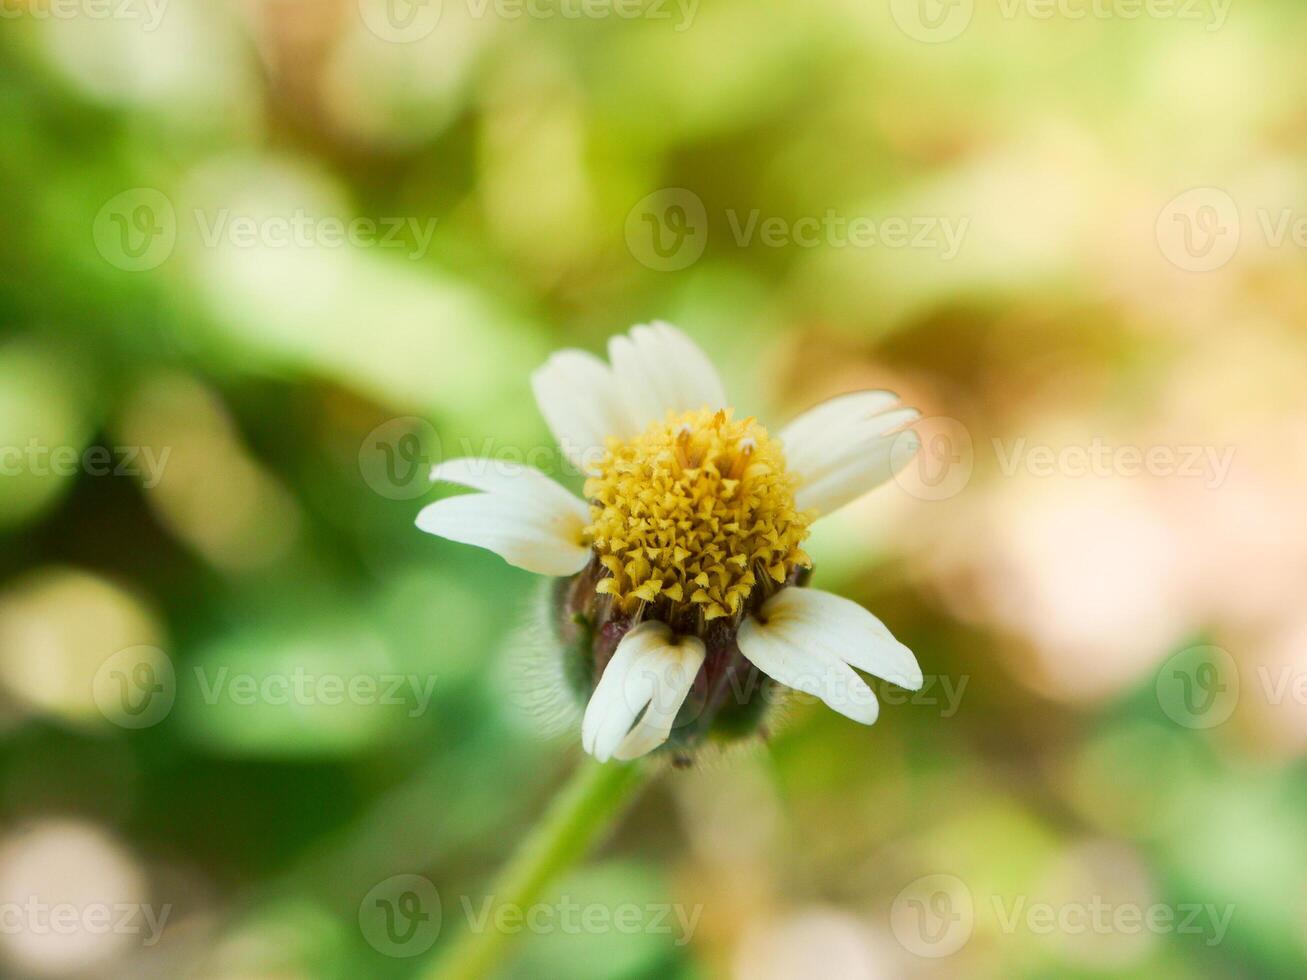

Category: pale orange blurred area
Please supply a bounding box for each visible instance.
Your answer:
[0,820,149,976]
[932,468,1194,703]
[733,909,896,980]
[0,568,165,729]
[114,373,302,572]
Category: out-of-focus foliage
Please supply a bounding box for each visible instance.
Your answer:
[1,0,1306,977]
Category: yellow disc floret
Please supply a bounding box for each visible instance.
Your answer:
[584,408,812,622]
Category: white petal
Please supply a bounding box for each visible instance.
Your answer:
[614,637,706,761]
[531,350,632,473]
[416,461,591,576]
[582,621,705,763]
[778,391,921,518]
[756,588,922,689]
[738,588,923,725]
[608,322,728,432]
[430,458,586,512]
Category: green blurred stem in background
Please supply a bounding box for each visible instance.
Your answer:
[425,758,653,980]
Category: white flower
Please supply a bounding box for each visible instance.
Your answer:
[417,322,924,763]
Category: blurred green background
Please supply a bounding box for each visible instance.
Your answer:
[2,0,1306,977]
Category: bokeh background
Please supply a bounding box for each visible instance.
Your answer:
[2,0,1306,976]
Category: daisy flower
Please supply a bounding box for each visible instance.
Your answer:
[417,323,924,763]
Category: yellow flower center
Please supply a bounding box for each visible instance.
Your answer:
[583,408,812,622]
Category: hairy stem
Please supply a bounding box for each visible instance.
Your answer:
[424,758,653,980]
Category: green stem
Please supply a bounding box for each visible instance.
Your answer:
[423,758,653,980]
